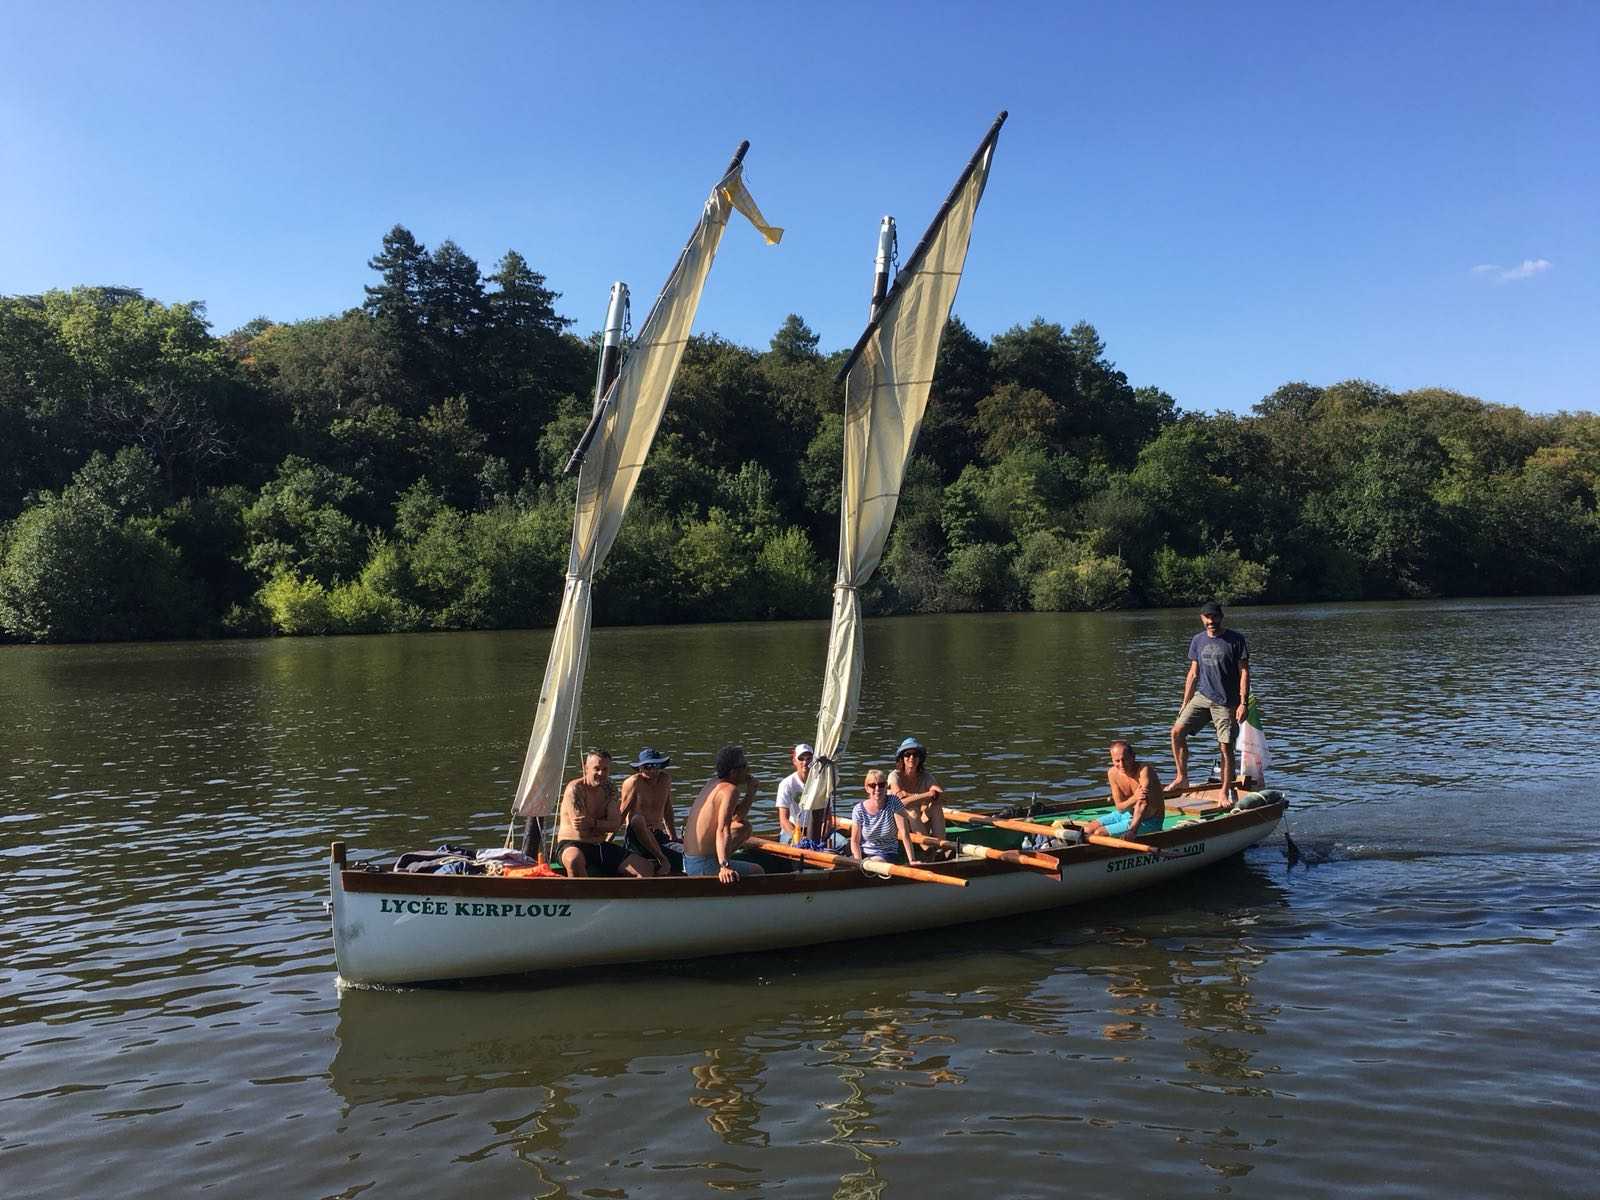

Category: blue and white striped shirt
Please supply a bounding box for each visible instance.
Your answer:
[851,796,907,860]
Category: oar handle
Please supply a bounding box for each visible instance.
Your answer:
[747,835,966,887]
[945,807,1060,838]
[1084,833,1160,853]
[747,836,842,869]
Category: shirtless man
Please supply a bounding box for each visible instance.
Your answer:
[1082,740,1166,841]
[682,745,767,885]
[553,751,657,878]
[620,747,680,874]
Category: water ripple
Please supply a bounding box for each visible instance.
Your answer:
[2,600,1598,1197]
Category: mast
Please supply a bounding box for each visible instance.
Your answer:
[520,283,629,853]
[593,284,630,413]
[800,218,896,847]
[870,216,895,320]
[798,111,1005,818]
[564,284,630,476]
[836,110,1007,383]
[510,141,781,832]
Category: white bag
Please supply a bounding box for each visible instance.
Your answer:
[1237,717,1271,786]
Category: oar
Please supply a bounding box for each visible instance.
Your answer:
[1007,779,1230,822]
[833,817,1060,877]
[943,807,1161,854]
[746,836,968,887]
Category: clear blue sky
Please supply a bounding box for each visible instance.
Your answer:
[2,1,1595,414]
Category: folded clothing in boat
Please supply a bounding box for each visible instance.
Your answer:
[395,847,485,874]
[476,848,539,866]
[474,848,541,877]
[1022,825,1085,851]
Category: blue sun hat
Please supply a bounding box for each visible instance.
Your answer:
[633,748,672,769]
[896,737,926,759]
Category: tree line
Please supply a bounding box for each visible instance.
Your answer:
[2,228,1597,643]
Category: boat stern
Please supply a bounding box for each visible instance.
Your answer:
[328,841,360,983]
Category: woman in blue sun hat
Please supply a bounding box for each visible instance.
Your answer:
[887,735,944,851]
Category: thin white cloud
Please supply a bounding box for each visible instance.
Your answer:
[1472,258,1552,283]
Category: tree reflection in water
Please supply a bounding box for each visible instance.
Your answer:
[689,1047,767,1146]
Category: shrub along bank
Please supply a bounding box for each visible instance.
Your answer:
[2,234,1597,643]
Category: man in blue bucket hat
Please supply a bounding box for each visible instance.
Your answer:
[620,747,681,874]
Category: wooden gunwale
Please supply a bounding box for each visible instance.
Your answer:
[337,799,1284,900]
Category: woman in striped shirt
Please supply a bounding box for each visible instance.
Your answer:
[849,770,917,865]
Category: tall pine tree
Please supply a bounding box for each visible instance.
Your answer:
[479,250,577,469]
[364,226,428,341]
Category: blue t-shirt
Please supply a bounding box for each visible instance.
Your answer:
[1188,628,1248,707]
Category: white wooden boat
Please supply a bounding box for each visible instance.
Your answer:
[329,794,1285,985]
[326,117,1287,990]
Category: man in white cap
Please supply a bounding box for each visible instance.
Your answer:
[774,743,814,844]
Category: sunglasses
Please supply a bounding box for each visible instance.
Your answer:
[865,782,887,790]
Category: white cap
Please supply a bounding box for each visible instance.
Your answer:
[793,743,815,759]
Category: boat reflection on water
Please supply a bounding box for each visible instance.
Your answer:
[328,858,1291,1193]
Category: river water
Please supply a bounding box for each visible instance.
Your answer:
[3,598,1597,1198]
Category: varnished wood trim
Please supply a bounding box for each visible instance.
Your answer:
[335,800,1285,901]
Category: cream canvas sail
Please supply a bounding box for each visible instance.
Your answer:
[513,163,780,819]
[800,119,1003,813]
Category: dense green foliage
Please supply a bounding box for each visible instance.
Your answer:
[2,238,1597,643]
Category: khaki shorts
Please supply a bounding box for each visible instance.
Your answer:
[1175,693,1236,746]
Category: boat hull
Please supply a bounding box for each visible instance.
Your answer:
[329,800,1284,985]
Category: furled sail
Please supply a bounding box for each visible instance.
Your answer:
[513,156,781,819]
[799,113,1005,813]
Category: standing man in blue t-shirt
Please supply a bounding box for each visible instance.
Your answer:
[1169,601,1250,806]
